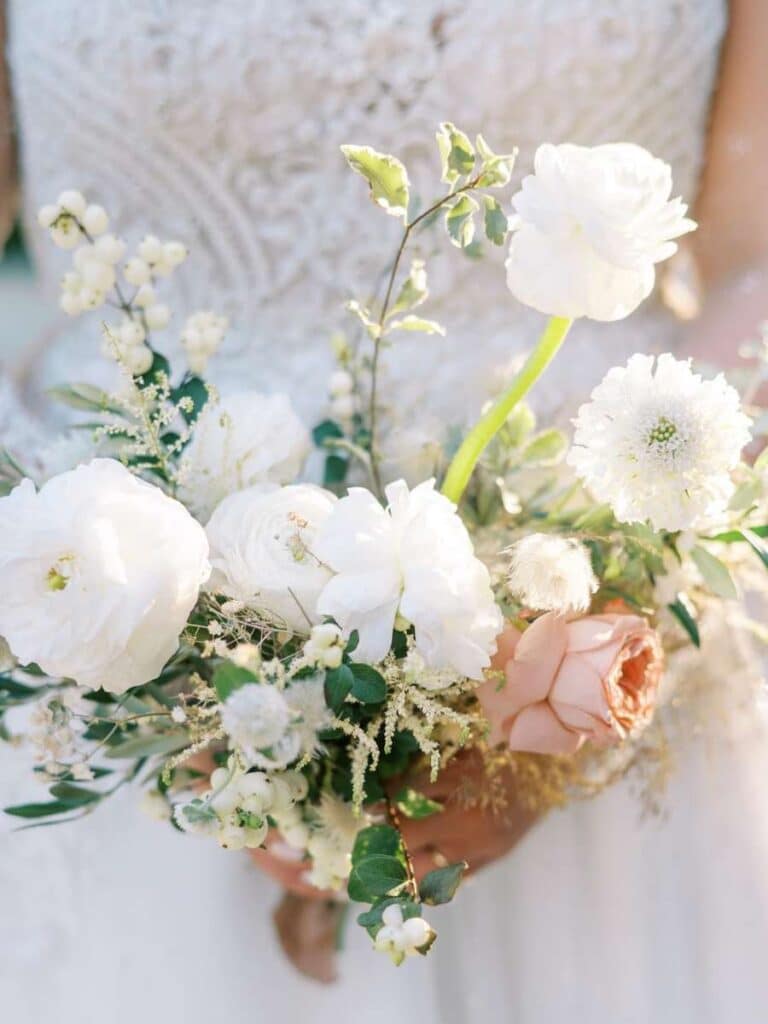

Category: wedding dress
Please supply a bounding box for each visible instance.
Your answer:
[3,2,768,1022]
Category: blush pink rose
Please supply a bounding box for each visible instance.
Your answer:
[479,612,663,755]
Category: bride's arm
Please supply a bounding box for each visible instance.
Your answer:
[677,0,768,364]
[0,1,18,251]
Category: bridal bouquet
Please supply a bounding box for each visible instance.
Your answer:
[2,124,766,966]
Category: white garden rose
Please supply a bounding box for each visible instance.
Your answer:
[505,143,696,321]
[314,479,502,679]
[206,483,337,633]
[0,459,210,693]
[180,391,310,518]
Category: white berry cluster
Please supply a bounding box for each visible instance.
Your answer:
[328,368,356,420]
[180,311,228,375]
[37,191,189,377]
[302,622,345,669]
[174,762,307,851]
[373,904,434,965]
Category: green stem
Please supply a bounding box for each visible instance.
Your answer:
[440,315,573,504]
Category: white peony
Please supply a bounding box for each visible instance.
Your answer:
[505,143,696,321]
[568,354,752,531]
[314,479,502,679]
[206,483,337,633]
[0,459,210,692]
[507,533,598,613]
[180,391,310,518]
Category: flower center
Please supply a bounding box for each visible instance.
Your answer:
[646,416,679,449]
[46,555,75,591]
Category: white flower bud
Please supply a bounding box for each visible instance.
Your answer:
[133,283,157,308]
[138,234,163,264]
[51,219,81,249]
[57,190,87,218]
[81,259,115,293]
[331,394,356,419]
[124,257,151,286]
[124,344,153,376]
[82,204,109,236]
[144,304,171,330]
[163,241,187,267]
[119,320,146,347]
[60,291,83,316]
[329,370,354,397]
[93,234,126,264]
[37,204,59,228]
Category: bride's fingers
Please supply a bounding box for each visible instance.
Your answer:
[248,842,333,900]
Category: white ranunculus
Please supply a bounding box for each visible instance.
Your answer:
[206,483,337,633]
[314,479,502,679]
[505,143,696,321]
[180,391,310,518]
[568,354,752,531]
[0,459,210,692]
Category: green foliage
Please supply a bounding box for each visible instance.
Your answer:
[520,428,568,467]
[212,663,258,702]
[356,896,423,940]
[419,862,468,905]
[348,824,408,904]
[394,786,443,819]
[348,663,387,704]
[324,664,355,712]
[690,545,738,600]
[436,122,475,183]
[171,376,209,424]
[482,195,508,245]
[445,194,478,248]
[667,596,701,648]
[387,315,446,336]
[341,145,410,221]
[475,134,517,187]
[48,382,122,415]
[104,730,189,760]
[390,259,428,316]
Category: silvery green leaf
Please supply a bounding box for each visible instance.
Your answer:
[482,195,509,245]
[390,258,428,316]
[105,731,189,760]
[345,299,382,339]
[728,476,762,511]
[690,545,738,600]
[340,145,410,220]
[388,316,446,336]
[475,134,518,187]
[445,194,478,248]
[48,382,122,415]
[521,428,568,466]
[436,122,475,182]
[667,595,700,647]
[504,402,536,446]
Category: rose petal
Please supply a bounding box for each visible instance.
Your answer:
[507,702,585,755]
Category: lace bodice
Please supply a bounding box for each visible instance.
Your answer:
[7,0,727,438]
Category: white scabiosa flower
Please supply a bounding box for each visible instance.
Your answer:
[220,684,295,760]
[206,483,337,633]
[314,479,502,679]
[0,459,210,692]
[507,534,598,613]
[505,143,696,321]
[568,354,751,531]
[180,391,310,518]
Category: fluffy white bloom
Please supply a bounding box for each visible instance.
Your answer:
[305,793,368,891]
[284,673,332,758]
[505,143,696,321]
[568,354,751,531]
[180,391,309,518]
[507,533,598,613]
[220,683,298,766]
[314,479,502,678]
[206,483,336,633]
[0,459,210,692]
[374,904,434,965]
[181,311,228,375]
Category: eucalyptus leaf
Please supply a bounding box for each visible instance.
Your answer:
[49,782,101,807]
[388,316,446,336]
[105,730,189,760]
[5,800,81,819]
[341,145,410,220]
[445,194,478,248]
[47,382,122,415]
[667,596,700,648]
[419,861,467,905]
[690,545,738,599]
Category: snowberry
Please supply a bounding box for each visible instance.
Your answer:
[144,304,171,330]
[82,204,109,236]
[124,257,151,286]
